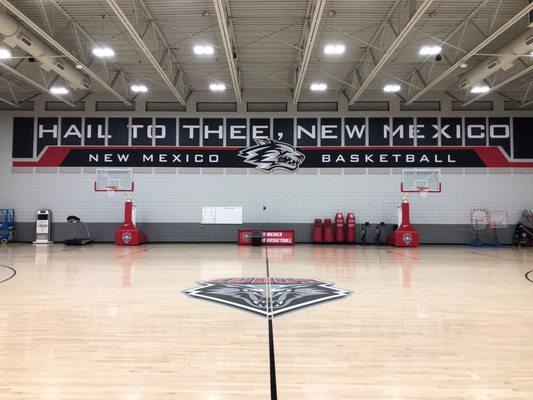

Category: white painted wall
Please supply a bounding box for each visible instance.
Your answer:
[1,93,532,226]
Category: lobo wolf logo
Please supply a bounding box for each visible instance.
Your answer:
[402,233,413,245]
[183,278,351,318]
[238,138,305,172]
[121,232,132,244]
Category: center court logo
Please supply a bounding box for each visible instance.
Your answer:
[183,277,351,318]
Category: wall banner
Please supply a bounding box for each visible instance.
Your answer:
[11,116,533,171]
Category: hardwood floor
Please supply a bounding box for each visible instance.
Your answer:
[0,243,532,399]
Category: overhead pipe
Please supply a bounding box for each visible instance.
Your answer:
[406,2,533,104]
[0,10,90,90]
[458,28,533,89]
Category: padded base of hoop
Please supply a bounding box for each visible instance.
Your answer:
[387,229,419,247]
[115,226,147,246]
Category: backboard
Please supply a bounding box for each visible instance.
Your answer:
[401,168,442,193]
[94,168,134,192]
[489,210,508,229]
[471,208,489,232]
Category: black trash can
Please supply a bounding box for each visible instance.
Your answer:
[251,231,263,246]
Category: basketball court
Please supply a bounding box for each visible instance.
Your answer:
[1,0,533,398]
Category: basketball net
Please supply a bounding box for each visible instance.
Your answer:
[418,186,428,198]
[105,185,117,198]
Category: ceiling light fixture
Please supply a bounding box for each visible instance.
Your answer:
[310,82,327,91]
[75,64,83,70]
[92,45,115,58]
[194,44,214,55]
[383,84,401,93]
[419,45,442,56]
[0,48,12,59]
[324,43,345,55]
[460,63,468,69]
[130,84,148,93]
[195,11,214,56]
[50,86,69,95]
[470,85,490,94]
[209,83,226,91]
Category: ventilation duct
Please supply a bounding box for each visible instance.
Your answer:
[0,10,90,90]
[458,28,533,89]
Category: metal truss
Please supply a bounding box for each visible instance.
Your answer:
[0,59,76,107]
[462,65,533,106]
[347,0,435,105]
[103,0,190,104]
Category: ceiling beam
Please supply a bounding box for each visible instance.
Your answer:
[405,2,533,104]
[213,0,242,103]
[0,0,131,105]
[462,65,533,106]
[292,0,327,103]
[348,0,435,105]
[0,94,19,107]
[0,61,75,107]
[104,0,187,104]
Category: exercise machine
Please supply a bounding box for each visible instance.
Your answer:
[64,215,93,246]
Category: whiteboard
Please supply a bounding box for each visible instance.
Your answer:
[201,207,217,224]
[202,206,243,224]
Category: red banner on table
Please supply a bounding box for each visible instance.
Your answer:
[238,230,295,245]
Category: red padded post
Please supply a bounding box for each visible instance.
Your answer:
[346,213,356,243]
[335,213,345,243]
[312,219,323,243]
[323,219,334,243]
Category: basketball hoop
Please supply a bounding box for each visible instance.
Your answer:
[489,210,508,247]
[470,208,489,246]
